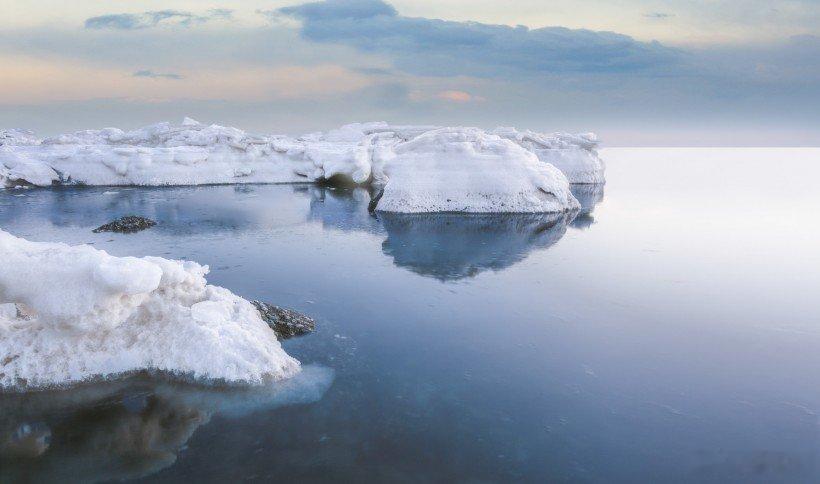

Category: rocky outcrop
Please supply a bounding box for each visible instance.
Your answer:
[93,216,156,233]
[252,301,315,339]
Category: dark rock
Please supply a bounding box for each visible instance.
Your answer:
[93,216,156,233]
[251,301,315,339]
[367,187,384,213]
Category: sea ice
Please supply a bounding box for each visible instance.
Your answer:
[0,230,300,389]
[492,128,605,184]
[0,119,603,212]
[372,127,579,213]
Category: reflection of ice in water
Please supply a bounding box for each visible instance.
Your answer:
[0,184,604,285]
[307,186,384,235]
[0,185,313,235]
[378,212,573,280]
[569,184,605,229]
[306,186,605,280]
[0,366,333,482]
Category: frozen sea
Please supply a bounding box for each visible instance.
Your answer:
[1,148,819,483]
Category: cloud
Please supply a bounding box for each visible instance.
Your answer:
[133,70,184,80]
[208,9,234,20]
[644,12,675,19]
[277,0,681,77]
[352,66,394,76]
[3,0,818,143]
[436,90,481,103]
[279,0,397,20]
[85,9,229,30]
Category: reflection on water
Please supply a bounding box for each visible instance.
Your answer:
[0,183,605,480]
[307,186,384,235]
[0,367,333,483]
[378,212,572,280]
[0,184,604,282]
[569,184,605,229]
[4,149,820,482]
[0,185,315,235]
[306,185,603,280]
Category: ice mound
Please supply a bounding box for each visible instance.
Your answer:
[492,128,605,184]
[0,230,300,389]
[372,128,579,213]
[0,119,603,212]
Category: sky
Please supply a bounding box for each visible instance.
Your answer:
[1,0,819,145]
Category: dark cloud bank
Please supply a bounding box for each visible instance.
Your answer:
[276,0,680,77]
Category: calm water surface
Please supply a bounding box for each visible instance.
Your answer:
[1,148,819,483]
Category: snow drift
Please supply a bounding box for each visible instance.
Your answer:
[0,230,300,389]
[0,119,603,212]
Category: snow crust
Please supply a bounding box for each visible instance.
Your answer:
[0,230,300,389]
[0,118,603,212]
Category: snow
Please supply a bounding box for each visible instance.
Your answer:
[373,127,580,213]
[493,128,605,184]
[0,119,603,212]
[0,230,300,389]
[0,129,41,147]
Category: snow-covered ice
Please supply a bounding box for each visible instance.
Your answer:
[0,230,300,389]
[0,129,41,147]
[0,119,604,213]
[493,128,605,184]
[373,127,579,213]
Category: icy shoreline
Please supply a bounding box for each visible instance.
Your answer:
[0,119,603,213]
[0,230,300,390]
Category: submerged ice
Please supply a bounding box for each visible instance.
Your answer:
[0,119,604,213]
[0,230,300,389]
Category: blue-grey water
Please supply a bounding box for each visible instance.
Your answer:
[1,148,819,483]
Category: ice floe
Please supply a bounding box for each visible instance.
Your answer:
[0,119,603,213]
[0,230,300,389]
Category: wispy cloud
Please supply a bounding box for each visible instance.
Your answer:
[277,0,680,77]
[352,66,394,76]
[133,70,184,80]
[85,9,230,30]
[435,90,483,103]
[208,9,234,20]
[644,12,675,19]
